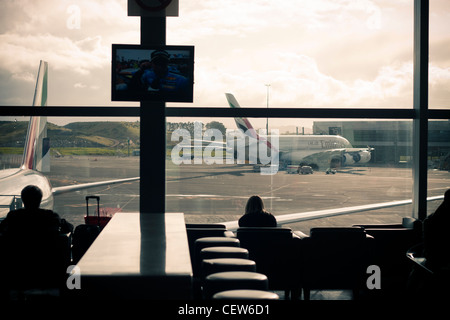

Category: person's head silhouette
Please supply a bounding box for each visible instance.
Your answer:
[245,195,265,215]
[21,185,43,210]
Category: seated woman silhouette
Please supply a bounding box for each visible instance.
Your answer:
[238,195,277,227]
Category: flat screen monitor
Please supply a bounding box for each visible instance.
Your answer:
[112,44,194,103]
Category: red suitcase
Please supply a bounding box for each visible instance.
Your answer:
[84,196,111,229]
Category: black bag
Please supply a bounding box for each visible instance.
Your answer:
[71,224,100,264]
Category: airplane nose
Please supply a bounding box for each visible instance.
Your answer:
[359,151,371,163]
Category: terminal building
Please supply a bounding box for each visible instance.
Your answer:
[313,120,450,168]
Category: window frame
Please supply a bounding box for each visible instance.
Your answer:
[1,0,449,220]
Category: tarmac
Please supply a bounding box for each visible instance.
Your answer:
[47,155,450,234]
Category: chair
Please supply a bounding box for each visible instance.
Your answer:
[201,258,257,278]
[186,224,235,269]
[191,236,241,299]
[0,231,71,298]
[186,223,227,229]
[406,243,432,275]
[200,246,249,260]
[406,243,450,299]
[213,289,279,300]
[300,227,374,300]
[193,237,241,277]
[353,217,422,295]
[236,227,301,299]
[203,271,269,299]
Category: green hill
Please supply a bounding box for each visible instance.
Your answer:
[0,121,29,147]
[64,121,140,143]
[0,121,141,150]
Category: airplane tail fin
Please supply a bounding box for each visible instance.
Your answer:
[225,93,259,140]
[21,61,50,172]
[225,92,278,154]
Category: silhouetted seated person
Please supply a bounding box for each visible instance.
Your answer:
[0,185,73,236]
[423,189,450,271]
[238,195,277,227]
[0,185,73,291]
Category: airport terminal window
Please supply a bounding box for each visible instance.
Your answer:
[164,117,434,232]
[429,0,450,110]
[166,0,414,110]
[0,117,140,227]
[427,120,450,215]
[1,1,449,228]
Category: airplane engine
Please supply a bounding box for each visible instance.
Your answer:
[342,151,371,165]
[342,153,356,165]
[358,150,371,163]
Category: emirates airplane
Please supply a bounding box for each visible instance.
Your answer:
[221,93,444,230]
[0,61,139,218]
[225,93,373,171]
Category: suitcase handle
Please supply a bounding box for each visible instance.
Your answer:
[86,196,100,218]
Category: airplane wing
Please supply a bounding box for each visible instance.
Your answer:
[191,139,229,150]
[52,177,140,196]
[281,149,344,169]
[221,195,444,231]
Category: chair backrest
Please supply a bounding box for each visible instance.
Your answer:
[309,226,367,244]
[186,223,226,229]
[0,232,71,290]
[307,226,368,256]
[236,227,299,289]
[302,227,370,288]
[236,227,294,253]
[402,217,420,229]
[357,219,422,274]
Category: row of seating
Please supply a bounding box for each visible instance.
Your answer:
[192,236,279,300]
[187,218,423,300]
[0,217,421,300]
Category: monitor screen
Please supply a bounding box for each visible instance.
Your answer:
[112,44,194,103]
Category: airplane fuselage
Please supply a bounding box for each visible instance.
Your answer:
[226,132,370,169]
[277,135,352,150]
[0,168,53,217]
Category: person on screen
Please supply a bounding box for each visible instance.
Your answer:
[129,49,188,95]
[238,195,277,227]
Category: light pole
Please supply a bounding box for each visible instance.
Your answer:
[265,84,270,135]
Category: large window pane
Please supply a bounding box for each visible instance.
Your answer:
[427,119,450,216]
[429,0,450,109]
[0,2,417,110]
[166,117,417,233]
[0,117,140,227]
[168,1,413,109]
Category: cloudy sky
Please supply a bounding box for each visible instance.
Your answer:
[0,0,449,127]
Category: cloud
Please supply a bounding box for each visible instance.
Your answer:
[0,33,109,76]
[172,0,386,41]
[193,51,415,108]
[0,0,140,106]
[1,0,449,110]
[74,83,87,89]
[0,0,137,74]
